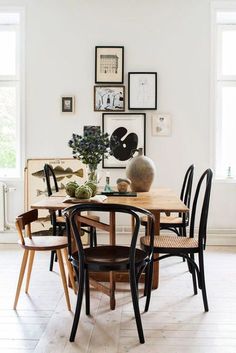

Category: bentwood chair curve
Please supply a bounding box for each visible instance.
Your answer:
[13,209,76,311]
[43,164,99,271]
[63,203,155,344]
[141,164,194,237]
[141,168,213,313]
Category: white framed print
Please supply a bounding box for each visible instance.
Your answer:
[128,72,157,110]
[102,113,146,168]
[152,113,171,136]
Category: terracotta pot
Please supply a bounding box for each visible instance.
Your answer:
[126,148,156,192]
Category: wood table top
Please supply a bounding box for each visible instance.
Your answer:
[31,188,188,213]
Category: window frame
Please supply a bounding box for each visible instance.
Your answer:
[211,1,236,181]
[0,7,25,181]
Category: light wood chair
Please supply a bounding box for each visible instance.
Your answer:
[13,209,76,311]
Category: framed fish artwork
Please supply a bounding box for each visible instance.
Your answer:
[25,158,86,234]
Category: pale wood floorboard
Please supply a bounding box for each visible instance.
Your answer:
[0,244,236,352]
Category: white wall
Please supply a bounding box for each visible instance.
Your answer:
[1,0,236,240]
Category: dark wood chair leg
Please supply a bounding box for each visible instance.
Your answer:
[189,253,198,294]
[144,259,154,313]
[49,251,55,271]
[130,267,145,344]
[199,251,209,312]
[85,268,90,315]
[69,265,85,342]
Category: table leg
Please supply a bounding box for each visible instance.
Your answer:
[109,212,116,310]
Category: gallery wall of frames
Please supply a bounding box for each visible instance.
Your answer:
[61,45,171,169]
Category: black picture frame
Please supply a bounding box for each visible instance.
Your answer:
[94,85,125,111]
[102,113,146,169]
[128,72,157,110]
[61,96,74,113]
[95,46,124,84]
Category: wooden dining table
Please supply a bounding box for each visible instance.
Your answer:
[31,188,188,310]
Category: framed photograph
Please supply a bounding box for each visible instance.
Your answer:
[94,86,125,111]
[152,113,171,136]
[61,96,74,113]
[95,46,124,83]
[102,113,146,168]
[128,72,157,110]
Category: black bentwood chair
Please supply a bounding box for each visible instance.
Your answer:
[63,203,155,344]
[141,164,194,237]
[44,164,98,271]
[141,169,213,313]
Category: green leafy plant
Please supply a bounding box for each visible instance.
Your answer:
[68,130,111,166]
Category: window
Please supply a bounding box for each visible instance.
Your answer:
[0,11,23,178]
[212,4,236,179]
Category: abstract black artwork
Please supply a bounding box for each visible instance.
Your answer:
[102,113,146,168]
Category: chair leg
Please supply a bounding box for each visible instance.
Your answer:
[70,265,84,342]
[56,250,71,311]
[144,259,154,312]
[13,250,29,309]
[85,268,90,315]
[198,251,209,312]
[25,250,35,293]
[189,254,197,295]
[130,267,145,344]
[49,250,55,271]
[62,248,77,294]
[93,228,97,247]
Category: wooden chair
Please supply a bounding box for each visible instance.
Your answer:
[43,164,99,272]
[141,164,194,237]
[13,209,76,311]
[63,203,155,344]
[141,169,213,312]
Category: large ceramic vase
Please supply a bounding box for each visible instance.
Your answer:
[126,148,156,192]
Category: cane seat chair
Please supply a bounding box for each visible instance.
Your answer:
[63,203,155,344]
[141,168,213,312]
[44,164,99,271]
[13,209,76,311]
[141,164,194,237]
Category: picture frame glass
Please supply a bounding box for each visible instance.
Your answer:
[102,113,146,168]
[128,73,157,109]
[94,86,125,111]
[95,47,124,83]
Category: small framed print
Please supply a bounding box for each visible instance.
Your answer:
[94,86,125,111]
[128,72,157,110]
[61,96,74,113]
[102,113,146,169]
[152,113,171,136]
[95,46,124,83]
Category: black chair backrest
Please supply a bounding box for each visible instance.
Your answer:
[180,164,194,208]
[63,203,155,265]
[44,164,59,197]
[189,169,213,249]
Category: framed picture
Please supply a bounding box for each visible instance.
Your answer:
[128,72,157,110]
[24,158,86,232]
[102,113,146,168]
[61,96,74,113]
[152,113,171,136]
[94,85,125,111]
[95,46,124,83]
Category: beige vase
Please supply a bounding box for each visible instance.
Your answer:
[126,148,156,192]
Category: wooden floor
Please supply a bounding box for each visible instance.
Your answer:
[0,244,236,353]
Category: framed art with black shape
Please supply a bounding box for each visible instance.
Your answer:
[128,72,157,110]
[102,113,146,168]
[95,46,124,83]
[94,85,125,111]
